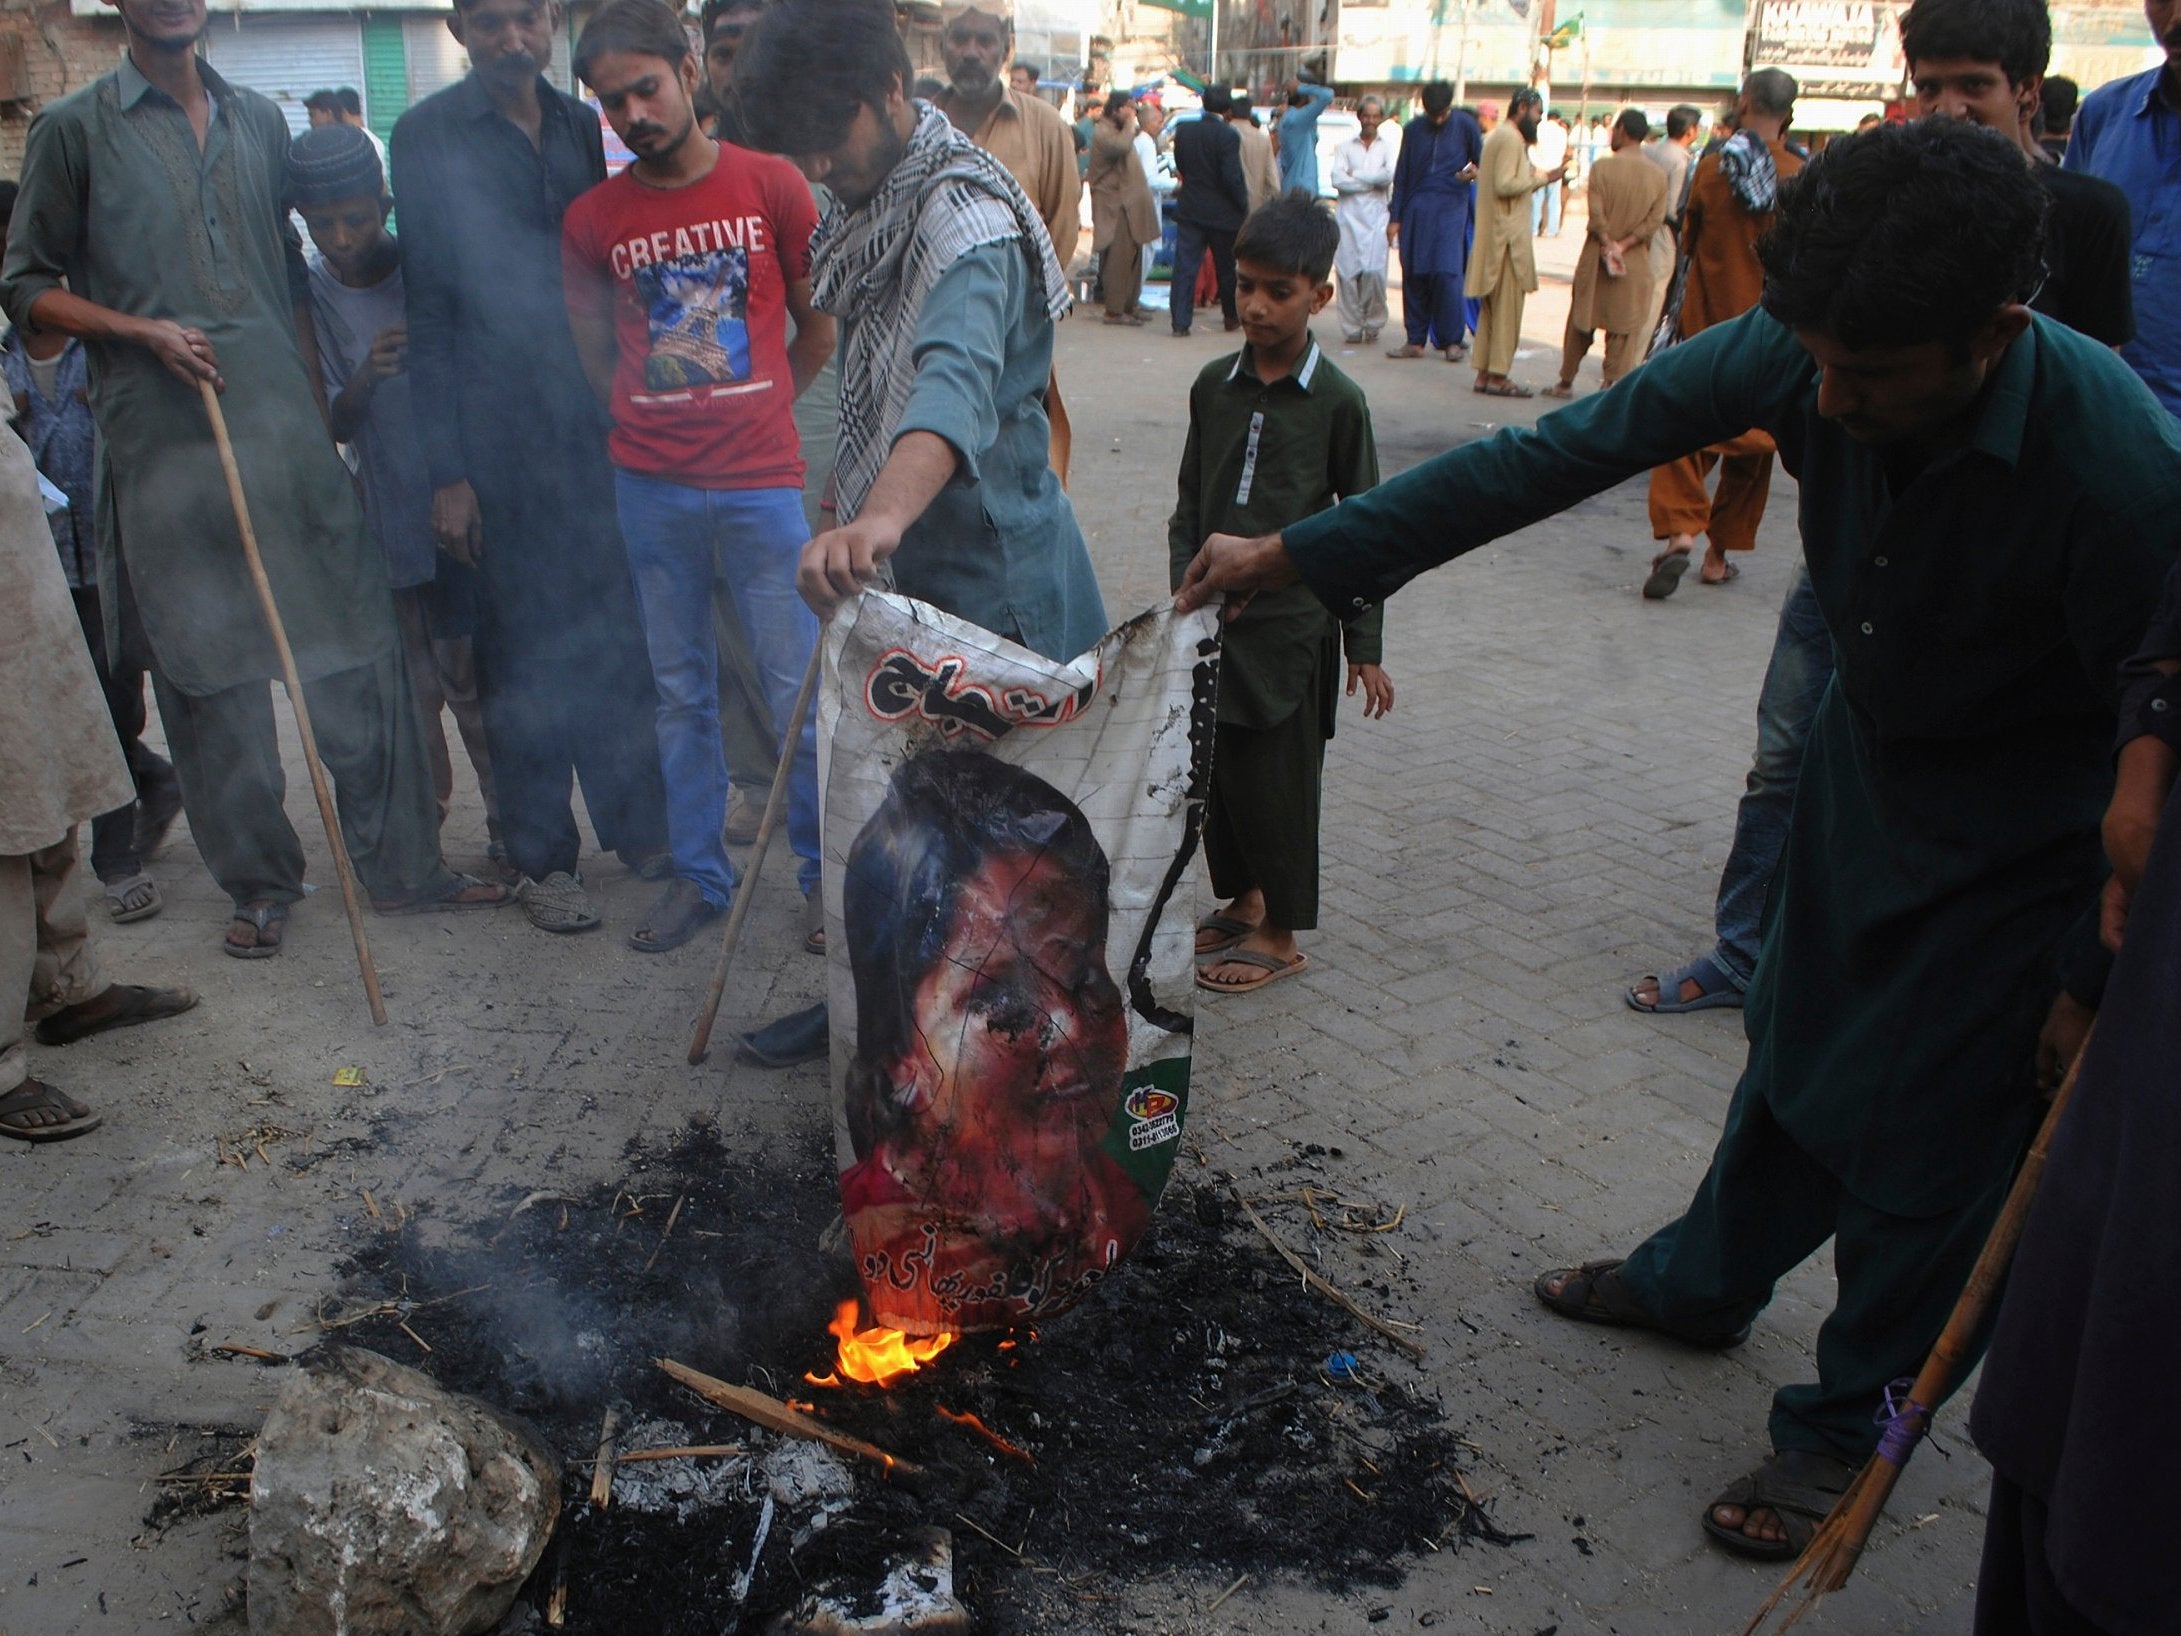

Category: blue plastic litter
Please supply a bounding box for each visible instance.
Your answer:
[1326,1350,1360,1380]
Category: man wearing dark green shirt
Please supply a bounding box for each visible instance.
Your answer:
[1179,121,2181,1556]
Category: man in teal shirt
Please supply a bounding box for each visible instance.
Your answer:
[729,0,1109,1064]
[1276,77,1336,196]
[1181,120,2181,1558]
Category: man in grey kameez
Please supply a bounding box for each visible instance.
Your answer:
[0,0,507,956]
[1,430,195,1142]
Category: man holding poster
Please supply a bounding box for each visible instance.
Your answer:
[733,0,1109,1068]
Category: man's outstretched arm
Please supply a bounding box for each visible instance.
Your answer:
[1180,306,1812,618]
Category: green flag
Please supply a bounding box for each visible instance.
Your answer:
[1141,0,1213,17]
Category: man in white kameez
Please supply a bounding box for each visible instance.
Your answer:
[0,433,195,1143]
[1330,97,1396,344]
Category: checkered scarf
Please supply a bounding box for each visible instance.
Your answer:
[810,102,1072,521]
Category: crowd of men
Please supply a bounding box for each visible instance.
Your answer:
[1,0,2177,1631]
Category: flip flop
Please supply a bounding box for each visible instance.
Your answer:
[1194,912,1260,956]
[0,1079,101,1143]
[627,880,725,954]
[1531,1259,1751,1349]
[1540,383,1575,399]
[1196,949,1308,993]
[1385,343,1428,359]
[1475,380,1534,398]
[224,901,288,960]
[1701,1450,1861,1560]
[1700,561,1743,585]
[35,983,198,1046]
[372,873,513,914]
[1624,951,1745,1014]
[104,872,162,924]
[1642,550,1692,600]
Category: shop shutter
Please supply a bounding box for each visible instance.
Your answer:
[201,14,367,135]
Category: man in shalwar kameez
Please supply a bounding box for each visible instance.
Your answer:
[1,0,508,960]
[1329,98,1396,345]
[1385,82,1480,361]
[1,423,196,1141]
[1177,120,2181,1565]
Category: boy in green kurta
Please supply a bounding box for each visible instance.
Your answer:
[1168,191,1393,994]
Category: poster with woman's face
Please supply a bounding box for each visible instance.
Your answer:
[820,593,1220,1336]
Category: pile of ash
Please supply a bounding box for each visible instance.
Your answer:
[312,1126,1523,1633]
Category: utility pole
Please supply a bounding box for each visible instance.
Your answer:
[1453,0,1473,104]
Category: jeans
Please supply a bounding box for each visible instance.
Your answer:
[613,474,821,906]
[1711,567,1834,986]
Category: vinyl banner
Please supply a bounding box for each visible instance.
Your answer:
[820,592,1220,1336]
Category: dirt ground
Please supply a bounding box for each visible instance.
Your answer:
[0,207,1989,1635]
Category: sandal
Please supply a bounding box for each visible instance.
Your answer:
[803,891,826,955]
[35,983,197,1047]
[1194,912,1260,956]
[1475,379,1534,398]
[1701,560,1742,585]
[104,873,162,924]
[1441,345,1468,362]
[1540,383,1575,399]
[1642,549,1693,600]
[1702,1450,1861,1560]
[627,879,724,953]
[1195,949,1308,993]
[1385,343,1428,359]
[1531,1258,1751,1349]
[518,871,601,934]
[224,901,289,960]
[372,872,513,914]
[1625,951,1745,1014]
[0,1079,101,1143]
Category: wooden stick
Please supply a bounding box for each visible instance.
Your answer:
[687,641,824,1063]
[1232,1193,1427,1359]
[588,1407,619,1509]
[1206,1573,1249,1613]
[657,1357,920,1476]
[615,1443,744,1464]
[641,1193,687,1274]
[1742,1024,2095,1635]
[197,379,385,1025]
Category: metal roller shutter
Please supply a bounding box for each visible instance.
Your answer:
[202,14,367,135]
[402,14,472,103]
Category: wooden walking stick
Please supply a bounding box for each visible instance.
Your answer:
[198,378,387,1025]
[687,640,824,1063]
[1741,1022,2097,1635]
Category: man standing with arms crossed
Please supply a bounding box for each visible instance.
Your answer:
[564,0,835,954]
[730,0,1109,1066]
[393,0,672,936]
[2,0,509,960]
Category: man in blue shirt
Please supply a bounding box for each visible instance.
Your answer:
[1275,77,1335,196]
[2064,0,2181,415]
[730,0,1109,1065]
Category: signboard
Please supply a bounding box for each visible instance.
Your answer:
[1749,1,1906,99]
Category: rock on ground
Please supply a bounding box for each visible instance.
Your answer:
[248,1346,561,1636]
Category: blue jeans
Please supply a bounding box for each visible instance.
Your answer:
[1711,567,1834,986]
[613,474,820,907]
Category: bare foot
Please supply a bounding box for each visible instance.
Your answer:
[1197,924,1302,989]
[1709,1502,1789,1546]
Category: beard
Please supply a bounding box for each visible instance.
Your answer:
[948,58,996,97]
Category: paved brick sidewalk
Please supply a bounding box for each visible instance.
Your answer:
[0,220,1985,1635]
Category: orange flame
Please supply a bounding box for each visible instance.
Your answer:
[804,1300,955,1389]
[935,1404,1036,1464]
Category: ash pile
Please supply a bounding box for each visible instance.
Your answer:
[214,1127,1525,1634]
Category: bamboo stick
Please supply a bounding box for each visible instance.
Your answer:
[198,379,385,1024]
[687,641,824,1063]
[1232,1193,1427,1358]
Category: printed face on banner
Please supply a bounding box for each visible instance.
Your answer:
[823,597,1219,1336]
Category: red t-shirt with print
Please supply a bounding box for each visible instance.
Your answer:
[562,141,818,490]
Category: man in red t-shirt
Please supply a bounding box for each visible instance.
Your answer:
[564,0,835,953]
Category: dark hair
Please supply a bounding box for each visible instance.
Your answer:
[842,750,1111,1158]
[574,0,690,84]
[1742,67,1797,117]
[2042,73,2078,130]
[0,179,18,234]
[700,0,764,40]
[1286,86,1310,107]
[1103,89,1130,117]
[1898,0,2050,88]
[1509,87,1542,116]
[1421,80,1453,116]
[1759,118,2046,351]
[1014,58,1043,79]
[913,74,947,100]
[1614,107,1648,141]
[338,87,363,117]
[735,0,911,154]
[1666,103,1702,140]
[304,88,341,113]
[1235,187,1339,282]
[1200,83,1232,115]
[1229,90,1253,118]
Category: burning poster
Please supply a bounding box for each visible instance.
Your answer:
[820,592,1219,1337]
